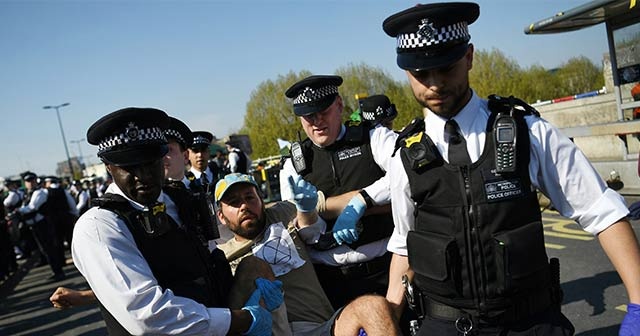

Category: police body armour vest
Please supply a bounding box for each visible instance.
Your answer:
[301,123,394,248]
[400,110,551,314]
[93,190,232,336]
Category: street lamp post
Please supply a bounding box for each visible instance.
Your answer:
[43,103,74,178]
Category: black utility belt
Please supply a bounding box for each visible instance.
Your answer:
[338,252,391,278]
[420,288,554,325]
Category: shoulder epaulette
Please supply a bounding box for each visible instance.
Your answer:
[91,192,128,207]
[343,121,368,143]
[185,171,196,181]
[392,118,425,156]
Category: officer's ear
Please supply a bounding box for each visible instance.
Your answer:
[105,164,112,175]
[465,43,474,71]
[182,150,189,165]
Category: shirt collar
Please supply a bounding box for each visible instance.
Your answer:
[106,183,166,211]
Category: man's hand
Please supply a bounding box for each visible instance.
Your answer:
[620,303,640,336]
[332,194,366,245]
[288,176,318,213]
[254,277,283,311]
[49,287,96,309]
[241,288,272,336]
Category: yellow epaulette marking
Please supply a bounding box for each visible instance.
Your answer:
[404,132,423,148]
[152,203,166,215]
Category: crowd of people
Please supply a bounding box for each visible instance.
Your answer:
[0,173,112,282]
[3,2,640,336]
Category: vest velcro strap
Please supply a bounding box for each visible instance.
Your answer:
[421,287,555,325]
[338,252,391,279]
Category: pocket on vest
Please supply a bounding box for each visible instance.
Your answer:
[408,230,461,297]
[494,221,549,295]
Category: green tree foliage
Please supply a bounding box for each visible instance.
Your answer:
[243,50,604,160]
[470,48,522,99]
[243,70,312,158]
[244,64,421,158]
[335,63,422,128]
[554,56,604,97]
[516,64,555,103]
[470,49,603,104]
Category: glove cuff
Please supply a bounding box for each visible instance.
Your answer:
[241,307,258,335]
[359,190,374,209]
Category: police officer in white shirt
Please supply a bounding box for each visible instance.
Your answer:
[187,131,219,191]
[279,75,398,310]
[382,3,640,335]
[74,107,279,336]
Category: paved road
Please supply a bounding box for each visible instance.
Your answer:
[0,204,638,335]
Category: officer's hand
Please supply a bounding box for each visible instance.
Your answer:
[620,303,640,336]
[242,288,272,336]
[288,175,318,213]
[255,277,283,311]
[332,194,366,245]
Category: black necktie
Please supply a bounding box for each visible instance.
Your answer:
[201,173,210,193]
[445,119,472,165]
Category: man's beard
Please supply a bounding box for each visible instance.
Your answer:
[226,204,266,240]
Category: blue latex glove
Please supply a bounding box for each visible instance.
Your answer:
[620,303,640,336]
[255,277,284,312]
[242,288,272,336]
[358,328,368,336]
[333,194,366,245]
[288,175,318,212]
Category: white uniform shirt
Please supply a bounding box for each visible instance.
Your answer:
[387,91,630,256]
[3,190,23,209]
[75,189,90,213]
[71,183,232,335]
[189,166,214,184]
[18,189,47,224]
[279,125,397,266]
[228,148,252,173]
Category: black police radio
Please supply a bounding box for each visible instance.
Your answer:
[291,142,307,173]
[291,131,309,174]
[493,96,518,173]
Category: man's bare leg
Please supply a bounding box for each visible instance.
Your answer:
[228,255,275,309]
[334,294,401,336]
[228,256,292,336]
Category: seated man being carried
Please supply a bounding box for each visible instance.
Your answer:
[216,173,400,336]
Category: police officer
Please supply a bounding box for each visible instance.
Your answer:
[382,3,640,335]
[16,171,67,280]
[73,107,277,335]
[279,75,397,310]
[3,178,25,259]
[163,116,223,248]
[187,131,219,191]
[225,138,251,174]
[359,94,398,130]
[71,180,91,216]
[43,175,79,248]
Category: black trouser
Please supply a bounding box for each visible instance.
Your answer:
[30,219,65,275]
[313,253,391,310]
[0,221,17,276]
[416,307,574,336]
[55,213,76,248]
